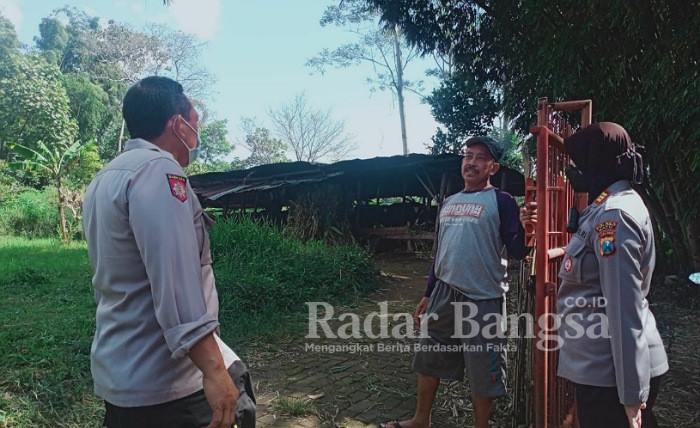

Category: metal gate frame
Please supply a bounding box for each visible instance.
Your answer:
[527,97,592,428]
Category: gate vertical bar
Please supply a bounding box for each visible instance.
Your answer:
[534,124,550,428]
[529,98,591,428]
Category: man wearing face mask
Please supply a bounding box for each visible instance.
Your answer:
[555,122,668,428]
[83,76,255,428]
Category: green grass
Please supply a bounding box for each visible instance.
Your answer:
[273,397,314,416]
[0,219,379,426]
[0,237,101,427]
[211,217,379,348]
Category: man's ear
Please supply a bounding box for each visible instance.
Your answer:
[489,162,501,176]
[169,114,185,139]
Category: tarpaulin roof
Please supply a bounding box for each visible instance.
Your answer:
[190,153,525,208]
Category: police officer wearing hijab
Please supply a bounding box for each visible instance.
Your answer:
[557,122,668,428]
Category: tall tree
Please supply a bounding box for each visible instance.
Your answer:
[307,0,422,155]
[61,73,111,144]
[0,53,78,165]
[184,119,234,175]
[34,8,217,159]
[0,13,20,56]
[236,118,290,168]
[427,71,499,154]
[268,93,355,163]
[367,0,700,272]
[197,119,233,164]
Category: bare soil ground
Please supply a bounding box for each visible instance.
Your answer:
[246,253,699,427]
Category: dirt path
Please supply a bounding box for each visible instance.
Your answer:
[246,253,699,428]
[248,253,429,428]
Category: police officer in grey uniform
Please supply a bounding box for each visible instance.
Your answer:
[83,76,255,428]
[557,122,668,428]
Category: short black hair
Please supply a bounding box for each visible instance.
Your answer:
[122,76,192,140]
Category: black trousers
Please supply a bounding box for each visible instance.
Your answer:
[103,361,256,428]
[575,376,662,428]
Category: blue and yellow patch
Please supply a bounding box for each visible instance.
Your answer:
[599,234,616,257]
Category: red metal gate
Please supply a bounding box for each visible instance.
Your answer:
[527,97,592,428]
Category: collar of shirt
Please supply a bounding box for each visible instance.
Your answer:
[123,138,177,162]
[604,179,632,195]
[123,138,163,152]
[581,179,632,216]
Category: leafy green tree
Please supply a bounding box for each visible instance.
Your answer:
[33,8,216,162]
[10,140,95,241]
[0,13,20,56]
[235,118,290,169]
[62,73,111,144]
[487,125,522,173]
[198,119,233,164]
[427,71,499,155]
[34,9,100,74]
[184,119,234,175]
[65,143,103,188]
[185,160,231,175]
[35,17,69,66]
[0,53,78,167]
[366,0,700,271]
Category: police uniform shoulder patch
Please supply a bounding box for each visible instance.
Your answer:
[594,190,610,205]
[167,174,188,202]
[599,234,616,257]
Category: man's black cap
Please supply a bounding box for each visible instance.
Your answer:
[464,136,503,162]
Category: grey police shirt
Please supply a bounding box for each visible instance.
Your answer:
[83,139,220,407]
[557,180,669,406]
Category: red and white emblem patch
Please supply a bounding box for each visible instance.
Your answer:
[167,174,188,202]
[564,257,573,273]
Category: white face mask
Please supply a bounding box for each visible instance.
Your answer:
[174,116,201,166]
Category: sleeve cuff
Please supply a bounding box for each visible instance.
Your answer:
[620,387,649,406]
[163,313,220,359]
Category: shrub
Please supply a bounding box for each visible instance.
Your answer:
[209,217,379,336]
[0,188,59,238]
[0,187,84,239]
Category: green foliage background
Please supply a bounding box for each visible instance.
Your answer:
[0,218,379,426]
[367,0,700,271]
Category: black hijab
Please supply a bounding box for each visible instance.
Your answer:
[564,122,644,204]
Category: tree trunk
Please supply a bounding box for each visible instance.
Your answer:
[57,176,68,241]
[638,184,671,263]
[118,119,126,153]
[661,157,692,269]
[686,218,700,272]
[650,163,690,271]
[393,26,408,156]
